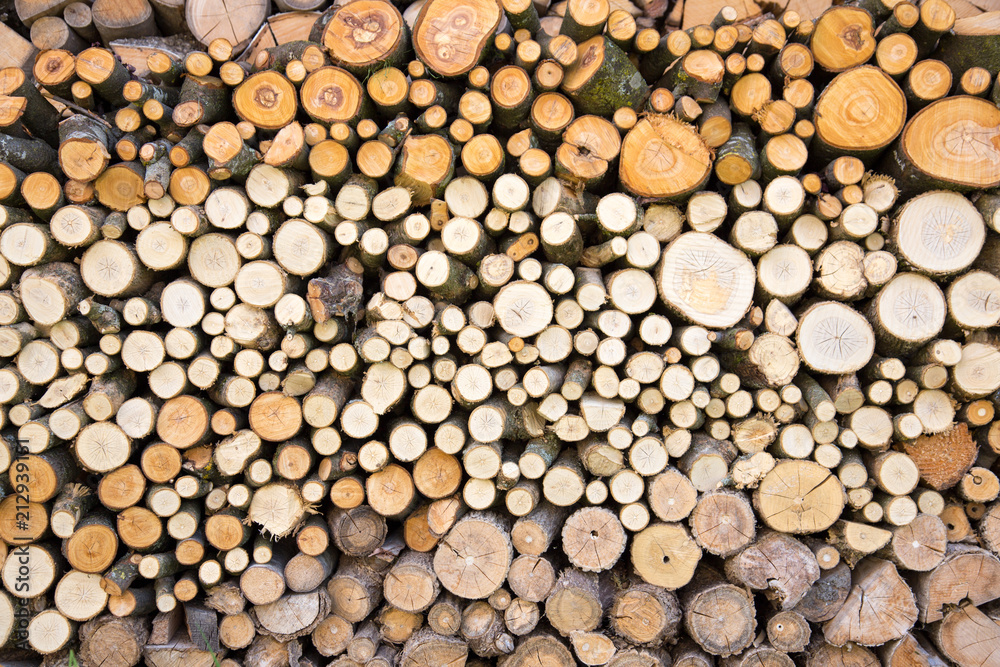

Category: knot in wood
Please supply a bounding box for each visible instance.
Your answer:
[320,85,344,108]
[254,86,280,109]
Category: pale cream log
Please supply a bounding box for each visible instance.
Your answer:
[656,232,755,329]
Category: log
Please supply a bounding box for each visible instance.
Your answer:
[322,1,408,76]
[412,0,502,77]
[935,11,1000,76]
[823,558,917,646]
[92,0,160,42]
[562,37,647,116]
[544,567,612,637]
[885,96,1000,194]
[754,460,846,533]
[655,232,756,329]
[619,115,712,200]
[725,531,819,609]
[185,0,267,49]
[630,522,701,590]
[434,511,511,599]
[609,580,680,646]
[796,301,876,373]
[80,614,149,666]
[681,568,756,657]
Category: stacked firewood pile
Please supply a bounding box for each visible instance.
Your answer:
[1,0,1000,664]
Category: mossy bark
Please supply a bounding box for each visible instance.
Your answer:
[564,37,649,117]
[714,123,760,185]
[0,133,58,173]
[174,75,229,127]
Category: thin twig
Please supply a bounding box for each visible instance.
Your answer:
[40,90,114,129]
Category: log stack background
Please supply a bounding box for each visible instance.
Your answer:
[1,0,1000,665]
